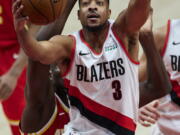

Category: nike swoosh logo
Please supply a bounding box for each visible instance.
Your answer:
[172,41,180,45]
[79,51,90,56]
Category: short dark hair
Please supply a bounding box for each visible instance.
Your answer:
[78,0,110,7]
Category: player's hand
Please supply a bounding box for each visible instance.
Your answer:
[12,0,29,32]
[138,100,160,127]
[0,73,18,101]
[140,8,153,33]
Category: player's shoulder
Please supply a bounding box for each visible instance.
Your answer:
[49,35,75,49]
[49,35,72,43]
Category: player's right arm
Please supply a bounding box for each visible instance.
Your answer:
[13,0,73,65]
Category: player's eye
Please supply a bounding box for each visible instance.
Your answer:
[81,1,89,7]
[97,1,104,6]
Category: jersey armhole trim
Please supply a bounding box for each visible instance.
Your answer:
[20,104,58,135]
[55,93,69,113]
[111,29,140,65]
[161,20,171,57]
[61,35,76,77]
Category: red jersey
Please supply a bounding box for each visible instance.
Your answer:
[0,0,18,48]
[22,94,69,135]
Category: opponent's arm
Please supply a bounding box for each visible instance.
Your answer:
[139,25,168,82]
[20,0,77,132]
[13,0,73,65]
[0,48,27,100]
[139,15,171,107]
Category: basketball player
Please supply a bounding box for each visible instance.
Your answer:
[19,0,76,134]
[0,0,27,134]
[138,17,180,135]
[13,0,171,134]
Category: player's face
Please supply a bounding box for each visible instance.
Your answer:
[78,0,111,31]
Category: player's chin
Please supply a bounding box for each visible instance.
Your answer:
[85,25,101,32]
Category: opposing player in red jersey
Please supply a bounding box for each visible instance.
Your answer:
[0,0,27,134]
[21,61,70,135]
[14,0,171,134]
[19,0,77,134]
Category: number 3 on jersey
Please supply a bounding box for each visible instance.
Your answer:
[112,80,122,100]
[0,5,3,25]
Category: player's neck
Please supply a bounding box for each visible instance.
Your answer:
[82,22,110,53]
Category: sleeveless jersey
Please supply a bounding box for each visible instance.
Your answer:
[162,19,180,104]
[63,22,139,135]
[155,20,180,135]
[0,0,18,48]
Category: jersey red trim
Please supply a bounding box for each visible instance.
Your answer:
[112,30,140,65]
[64,79,136,132]
[171,79,180,98]
[61,35,76,77]
[161,20,171,57]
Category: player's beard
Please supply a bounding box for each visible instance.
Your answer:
[84,21,108,32]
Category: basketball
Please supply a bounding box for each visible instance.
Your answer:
[21,0,67,25]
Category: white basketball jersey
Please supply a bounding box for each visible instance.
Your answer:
[63,22,139,135]
[163,20,180,93]
[154,20,180,135]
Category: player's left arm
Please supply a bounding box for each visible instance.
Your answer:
[113,0,151,35]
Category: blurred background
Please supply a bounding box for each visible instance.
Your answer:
[0,0,180,134]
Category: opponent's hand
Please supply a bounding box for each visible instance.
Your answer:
[0,73,18,101]
[138,100,160,127]
[139,8,154,50]
[12,0,29,32]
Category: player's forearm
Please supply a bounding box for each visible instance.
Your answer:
[139,31,171,106]
[8,48,27,78]
[17,27,46,62]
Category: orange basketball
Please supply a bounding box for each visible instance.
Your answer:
[21,0,67,25]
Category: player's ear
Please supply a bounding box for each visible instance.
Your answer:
[108,9,111,19]
[78,10,80,20]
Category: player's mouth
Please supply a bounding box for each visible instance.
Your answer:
[87,13,100,21]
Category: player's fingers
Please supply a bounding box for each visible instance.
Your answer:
[15,4,24,18]
[139,119,151,127]
[0,80,3,92]
[140,113,156,124]
[145,106,160,119]
[0,85,12,100]
[12,0,21,14]
[139,107,156,119]
[18,16,29,26]
[0,84,7,100]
